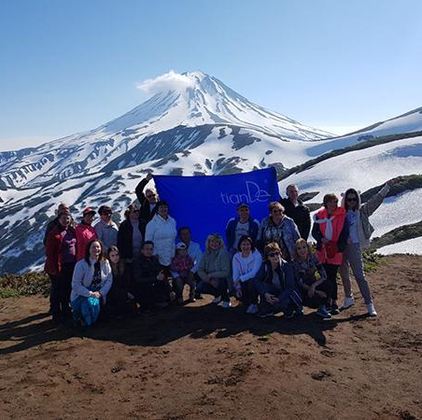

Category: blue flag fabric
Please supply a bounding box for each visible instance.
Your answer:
[153,168,280,249]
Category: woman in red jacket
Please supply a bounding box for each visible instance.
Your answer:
[312,194,349,315]
[45,211,77,320]
[76,208,98,261]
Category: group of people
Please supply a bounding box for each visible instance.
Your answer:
[44,172,395,327]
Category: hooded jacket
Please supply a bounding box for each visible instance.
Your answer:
[341,184,390,249]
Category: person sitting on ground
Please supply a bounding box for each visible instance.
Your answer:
[170,242,195,304]
[258,201,300,261]
[232,236,262,315]
[291,239,331,318]
[94,205,119,249]
[312,193,349,316]
[76,208,98,261]
[117,204,146,281]
[280,184,311,240]
[71,239,113,327]
[225,203,260,255]
[145,200,177,273]
[177,226,203,298]
[197,234,231,308]
[131,241,173,314]
[253,242,302,318]
[106,246,135,317]
[339,179,398,316]
[135,172,159,222]
[44,210,77,321]
[43,202,72,245]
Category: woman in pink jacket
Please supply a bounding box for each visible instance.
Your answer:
[312,194,349,315]
[76,208,98,261]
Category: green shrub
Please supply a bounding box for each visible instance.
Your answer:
[0,272,50,298]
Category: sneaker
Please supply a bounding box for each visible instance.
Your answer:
[259,311,274,318]
[341,296,355,310]
[295,306,304,316]
[330,303,340,315]
[283,310,295,319]
[212,296,222,304]
[246,304,259,315]
[366,303,377,317]
[316,305,332,318]
[221,301,231,309]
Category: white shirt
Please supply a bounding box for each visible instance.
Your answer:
[232,249,262,283]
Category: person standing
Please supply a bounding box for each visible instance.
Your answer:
[258,202,300,261]
[225,203,260,255]
[43,202,71,245]
[339,180,397,316]
[94,205,119,249]
[117,204,146,281]
[44,210,77,320]
[280,184,311,240]
[135,172,159,222]
[145,201,177,271]
[312,194,349,315]
[76,208,98,261]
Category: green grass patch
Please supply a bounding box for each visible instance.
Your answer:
[362,250,384,272]
[0,272,50,299]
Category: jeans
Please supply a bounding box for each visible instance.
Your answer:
[239,280,258,306]
[259,284,296,315]
[197,278,229,302]
[339,243,373,305]
[174,274,196,299]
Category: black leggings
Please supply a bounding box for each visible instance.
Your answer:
[323,263,339,301]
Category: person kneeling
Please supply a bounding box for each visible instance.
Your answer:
[253,242,302,318]
[71,240,113,327]
[170,242,196,304]
[131,241,172,314]
[292,239,331,318]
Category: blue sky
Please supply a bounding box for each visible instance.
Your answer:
[0,0,421,150]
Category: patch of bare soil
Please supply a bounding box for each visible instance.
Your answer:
[0,255,421,420]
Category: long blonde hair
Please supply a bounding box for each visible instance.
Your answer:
[205,233,225,253]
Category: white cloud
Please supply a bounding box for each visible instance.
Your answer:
[136,70,195,96]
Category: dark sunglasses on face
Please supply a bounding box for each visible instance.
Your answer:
[146,194,156,199]
[347,197,358,202]
[268,252,280,257]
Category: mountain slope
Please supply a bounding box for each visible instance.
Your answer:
[0,71,332,190]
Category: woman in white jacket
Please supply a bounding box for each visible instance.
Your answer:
[71,239,113,327]
[145,201,177,269]
[232,236,262,314]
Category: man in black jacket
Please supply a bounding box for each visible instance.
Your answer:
[280,184,311,240]
[135,173,159,222]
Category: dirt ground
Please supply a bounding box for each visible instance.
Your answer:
[0,254,421,420]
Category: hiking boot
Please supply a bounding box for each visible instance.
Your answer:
[366,303,377,317]
[246,304,259,314]
[316,305,332,318]
[341,296,355,310]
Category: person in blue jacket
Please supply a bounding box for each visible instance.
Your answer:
[253,242,302,318]
[225,203,260,255]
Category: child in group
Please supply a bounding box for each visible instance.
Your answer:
[291,239,332,318]
[170,242,196,304]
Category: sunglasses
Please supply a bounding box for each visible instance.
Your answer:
[347,197,358,202]
[272,209,283,213]
[146,194,156,199]
[268,252,280,257]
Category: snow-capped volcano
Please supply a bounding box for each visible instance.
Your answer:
[97,71,332,139]
[0,71,333,190]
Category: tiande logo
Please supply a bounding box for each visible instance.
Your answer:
[220,181,271,205]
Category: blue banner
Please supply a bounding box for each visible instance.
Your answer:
[153,168,280,249]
